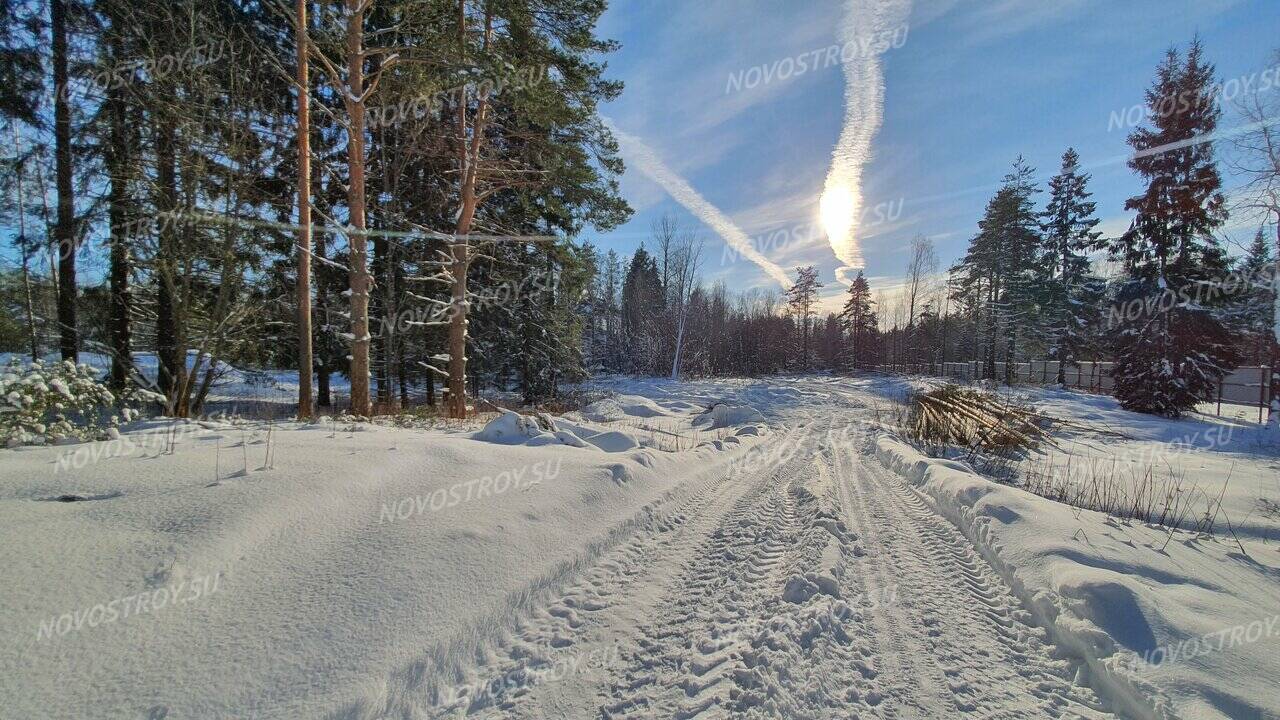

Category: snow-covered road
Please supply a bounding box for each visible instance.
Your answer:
[448,385,1115,719]
[7,375,1275,718]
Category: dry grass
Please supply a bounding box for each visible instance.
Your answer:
[1021,452,1233,535]
[612,417,730,453]
[893,385,1052,457]
[877,385,1236,536]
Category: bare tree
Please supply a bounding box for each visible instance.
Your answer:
[1228,50,1280,429]
[9,124,39,362]
[651,214,677,305]
[669,228,703,380]
[902,236,931,326]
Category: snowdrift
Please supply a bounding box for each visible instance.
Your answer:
[475,410,641,453]
[874,434,1280,720]
[693,402,766,430]
[575,394,671,423]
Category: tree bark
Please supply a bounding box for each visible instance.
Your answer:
[155,118,182,404]
[345,0,372,416]
[52,0,77,361]
[295,0,314,418]
[107,37,131,390]
[11,125,39,362]
[446,0,494,419]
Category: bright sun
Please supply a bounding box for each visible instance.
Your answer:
[819,184,856,241]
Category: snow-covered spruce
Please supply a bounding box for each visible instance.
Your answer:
[0,359,162,448]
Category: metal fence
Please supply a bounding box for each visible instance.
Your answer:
[871,360,1274,423]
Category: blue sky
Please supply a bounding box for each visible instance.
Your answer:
[584,0,1280,312]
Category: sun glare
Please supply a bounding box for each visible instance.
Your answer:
[820,184,856,242]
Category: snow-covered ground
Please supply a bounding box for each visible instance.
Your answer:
[2,374,1277,719]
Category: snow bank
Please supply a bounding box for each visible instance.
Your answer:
[693,402,765,429]
[475,410,641,453]
[576,394,671,422]
[874,434,1280,720]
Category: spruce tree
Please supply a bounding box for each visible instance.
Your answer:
[1109,40,1241,417]
[1040,148,1104,384]
[621,246,663,373]
[995,158,1042,383]
[950,159,1041,381]
[840,270,877,370]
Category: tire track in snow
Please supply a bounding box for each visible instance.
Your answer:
[439,421,819,719]
[596,416,882,719]
[829,426,1118,719]
[827,427,955,717]
[432,380,1129,719]
[597,436,818,718]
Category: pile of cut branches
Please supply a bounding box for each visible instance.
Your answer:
[904,385,1053,455]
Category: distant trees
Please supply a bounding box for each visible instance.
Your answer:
[1236,229,1276,366]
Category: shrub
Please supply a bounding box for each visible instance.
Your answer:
[0,359,161,447]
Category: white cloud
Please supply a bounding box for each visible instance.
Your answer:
[605,118,794,289]
[822,0,913,286]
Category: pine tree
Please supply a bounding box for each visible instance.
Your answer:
[785,266,823,369]
[1040,148,1104,384]
[51,0,77,360]
[1109,40,1241,417]
[0,0,42,127]
[950,159,1041,381]
[840,270,876,370]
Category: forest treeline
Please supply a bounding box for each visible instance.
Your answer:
[0,7,1277,421]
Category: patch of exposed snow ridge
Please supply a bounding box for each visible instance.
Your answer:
[693,402,765,429]
[476,410,641,452]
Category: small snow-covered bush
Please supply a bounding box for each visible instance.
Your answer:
[0,359,161,447]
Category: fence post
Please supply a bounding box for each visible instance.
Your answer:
[1261,366,1269,425]
[1216,380,1223,417]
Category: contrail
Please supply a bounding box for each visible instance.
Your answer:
[604,119,793,289]
[822,0,911,285]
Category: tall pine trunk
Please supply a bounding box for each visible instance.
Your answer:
[446,0,494,419]
[345,0,372,417]
[155,118,182,404]
[295,0,314,418]
[107,36,131,390]
[52,0,77,361]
